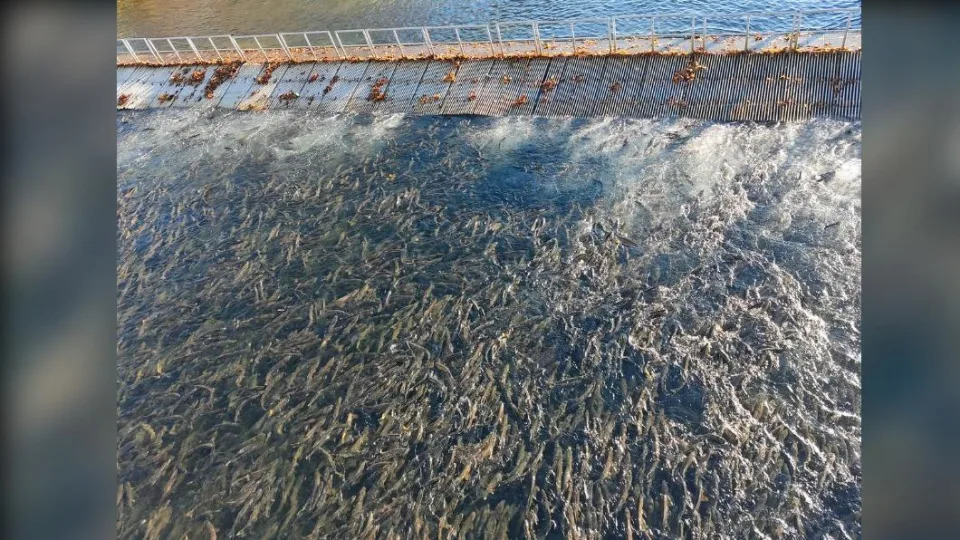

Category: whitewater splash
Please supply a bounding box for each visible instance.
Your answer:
[117,109,860,538]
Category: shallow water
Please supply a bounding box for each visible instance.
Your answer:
[117,109,860,538]
[117,0,861,38]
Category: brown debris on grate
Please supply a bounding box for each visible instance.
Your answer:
[189,69,206,85]
[368,77,389,102]
[672,57,707,84]
[255,63,281,85]
[830,77,853,94]
[203,61,241,99]
[323,75,340,95]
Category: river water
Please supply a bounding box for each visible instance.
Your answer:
[117,108,861,538]
[118,0,860,38]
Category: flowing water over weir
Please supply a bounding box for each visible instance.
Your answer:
[117,111,861,538]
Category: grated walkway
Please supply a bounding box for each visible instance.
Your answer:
[117,51,861,121]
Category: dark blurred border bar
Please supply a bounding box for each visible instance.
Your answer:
[1,1,117,539]
[864,0,960,537]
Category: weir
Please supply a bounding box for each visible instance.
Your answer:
[117,9,861,121]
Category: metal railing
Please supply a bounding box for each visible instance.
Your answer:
[117,8,860,65]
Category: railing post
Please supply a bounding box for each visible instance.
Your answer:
[335,31,348,58]
[690,17,696,53]
[791,12,801,50]
[702,17,707,51]
[303,33,319,61]
[841,11,852,48]
[327,32,344,59]
[744,16,750,52]
[650,16,656,52]
[422,27,435,56]
[277,34,293,60]
[121,39,141,64]
[144,40,162,63]
[146,39,164,63]
[116,8,853,68]
[208,37,223,61]
[454,27,465,56]
[186,37,203,61]
[252,36,268,61]
[610,18,617,53]
[167,38,183,62]
[361,29,376,58]
[393,29,405,58]
[228,35,247,62]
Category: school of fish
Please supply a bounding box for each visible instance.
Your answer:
[117,109,861,539]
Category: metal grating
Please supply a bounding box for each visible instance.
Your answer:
[117,66,140,86]
[236,65,289,110]
[317,61,370,114]
[472,58,529,116]
[117,52,860,121]
[716,55,747,122]
[380,60,430,114]
[542,56,602,117]
[117,67,150,106]
[634,55,663,118]
[691,55,721,121]
[593,56,645,118]
[507,58,551,116]
[269,63,314,108]
[801,53,836,118]
[127,67,180,109]
[345,61,399,113]
[197,66,242,107]
[683,70,713,120]
[216,63,266,108]
[411,60,459,115]
[765,54,791,121]
[833,50,860,119]
[149,65,201,109]
[637,55,687,118]
[532,57,569,117]
[171,66,217,107]
[440,59,495,115]
[731,54,772,122]
[293,62,344,109]
[566,56,608,117]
